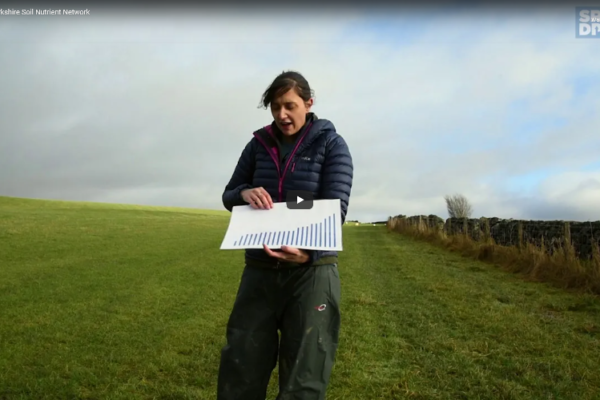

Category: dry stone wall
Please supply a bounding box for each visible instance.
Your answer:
[388,214,600,260]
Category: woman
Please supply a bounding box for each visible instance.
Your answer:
[218,70,353,400]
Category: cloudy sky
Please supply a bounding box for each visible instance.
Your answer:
[1,3,599,222]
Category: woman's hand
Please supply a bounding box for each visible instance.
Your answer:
[263,244,310,264]
[241,187,273,209]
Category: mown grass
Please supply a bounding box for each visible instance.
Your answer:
[1,196,599,399]
[387,217,600,296]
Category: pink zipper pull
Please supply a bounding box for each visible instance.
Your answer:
[292,162,296,172]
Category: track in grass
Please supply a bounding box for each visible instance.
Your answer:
[1,196,599,399]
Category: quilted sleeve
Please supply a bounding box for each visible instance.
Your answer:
[320,134,354,224]
[307,134,353,264]
[222,139,255,212]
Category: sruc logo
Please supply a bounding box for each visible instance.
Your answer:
[576,7,600,38]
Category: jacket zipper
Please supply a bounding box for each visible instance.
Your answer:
[254,122,313,202]
[279,122,312,196]
[253,131,281,196]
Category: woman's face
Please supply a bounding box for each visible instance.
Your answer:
[270,88,313,136]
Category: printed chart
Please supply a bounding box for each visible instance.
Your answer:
[220,199,343,251]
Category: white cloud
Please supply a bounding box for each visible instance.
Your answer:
[539,172,600,204]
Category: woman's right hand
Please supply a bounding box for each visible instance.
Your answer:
[241,187,274,209]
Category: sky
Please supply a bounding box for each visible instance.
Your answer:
[1,2,599,223]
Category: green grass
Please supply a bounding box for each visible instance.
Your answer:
[1,196,599,399]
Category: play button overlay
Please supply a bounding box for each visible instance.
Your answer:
[286,190,313,210]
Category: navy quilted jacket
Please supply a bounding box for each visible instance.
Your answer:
[222,113,353,266]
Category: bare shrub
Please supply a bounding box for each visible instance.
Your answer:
[444,194,473,219]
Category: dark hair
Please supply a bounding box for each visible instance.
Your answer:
[259,70,314,109]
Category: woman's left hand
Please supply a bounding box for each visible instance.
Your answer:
[263,244,310,263]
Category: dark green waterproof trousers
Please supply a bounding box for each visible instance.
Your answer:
[217,263,341,400]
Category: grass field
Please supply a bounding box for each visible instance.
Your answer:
[1,196,599,399]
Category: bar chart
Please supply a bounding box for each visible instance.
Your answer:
[232,212,337,248]
[220,199,343,251]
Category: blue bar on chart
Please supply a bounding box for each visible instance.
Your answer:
[233,212,338,249]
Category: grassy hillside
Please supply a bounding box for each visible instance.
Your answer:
[1,196,599,399]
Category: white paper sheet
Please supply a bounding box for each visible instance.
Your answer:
[220,199,343,251]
